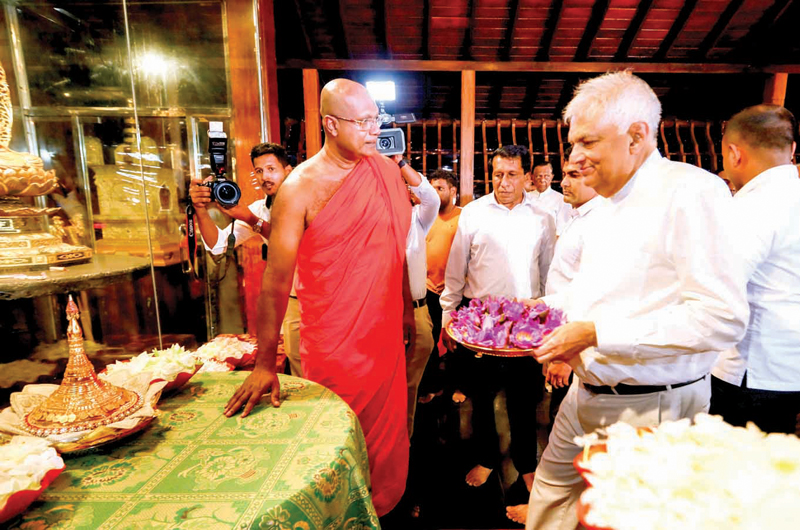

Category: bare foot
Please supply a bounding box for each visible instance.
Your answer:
[418,393,435,404]
[465,464,492,487]
[506,504,528,525]
[452,390,466,404]
[522,471,535,492]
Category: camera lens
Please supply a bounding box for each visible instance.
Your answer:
[214,181,241,208]
[378,137,393,149]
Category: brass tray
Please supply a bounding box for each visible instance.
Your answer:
[445,321,536,358]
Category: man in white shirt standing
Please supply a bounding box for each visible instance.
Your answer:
[527,161,573,234]
[506,153,604,526]
[189,143,302,375]
[711,104,800,435]
[400,157,441,437]
[525,71,749,530]
[441,144,555,496]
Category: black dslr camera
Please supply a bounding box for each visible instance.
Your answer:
[201,122,241,209]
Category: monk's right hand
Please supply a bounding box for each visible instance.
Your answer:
[224,367,281,418]
[189,176,214,210]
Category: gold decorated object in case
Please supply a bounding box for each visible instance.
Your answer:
[0,61,93,270]
[22,296,142,437]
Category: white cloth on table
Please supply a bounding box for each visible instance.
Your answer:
[405,176,441,301]
[441,192,555,326]
[713,164,800,392]
[542,151,749,387]
[544,196,605,297]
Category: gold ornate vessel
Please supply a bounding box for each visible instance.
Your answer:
[0,60,92,270]
[22,296,142,437]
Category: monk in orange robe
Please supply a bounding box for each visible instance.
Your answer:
[225,79,414,517]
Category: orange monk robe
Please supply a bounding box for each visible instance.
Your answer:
[295,154,411,516]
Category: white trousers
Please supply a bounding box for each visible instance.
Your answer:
[525,376,711,530]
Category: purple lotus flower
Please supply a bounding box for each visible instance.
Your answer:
[503,300,526,322]
[485,296,503,318]
[509,321,543,348]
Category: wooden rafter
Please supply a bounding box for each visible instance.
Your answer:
[695,0,746,59]
[422,0,431,60]
[615,0,654,60]
[323,0,351,58]
[654,0,699,60]
[521,77,543,120]
[556,76,579,120]
[575,0,611,61]
[378,0,392,59]
[501,0,522,61]
[729,0,795,62]
[291,0,315,59]
[537,0,564,61]
[279,59,800,73]
[461,0,477,60]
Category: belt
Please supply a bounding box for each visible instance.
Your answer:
[413,298,427,309]
[583,374,707,396]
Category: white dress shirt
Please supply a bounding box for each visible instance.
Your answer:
[544,151,748,387]
[204,199,269,255]
[545,196,605,297]
[713,165,800,392]
[528,187,574,235]
[406,177,440,301]
[441,192,556,325]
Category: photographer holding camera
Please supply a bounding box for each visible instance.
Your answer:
[189,142,291,253]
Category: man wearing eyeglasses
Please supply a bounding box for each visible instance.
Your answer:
[189,142,304,377]
[224,79,414,518]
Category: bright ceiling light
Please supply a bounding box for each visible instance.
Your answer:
[366,81,396,101]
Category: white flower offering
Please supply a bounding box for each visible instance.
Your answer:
[195,335,256,367]
[0,436,64,505]
[101,343,200,384]
[576,413,800,530]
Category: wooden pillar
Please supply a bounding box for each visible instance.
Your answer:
[303,69,322,157]
[257,0,281,142]
[763,73,788,106]
[460,70,475,205]
[227,0,267,334]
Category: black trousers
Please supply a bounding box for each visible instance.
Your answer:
[710,375,800,435]
[468,353,543,474]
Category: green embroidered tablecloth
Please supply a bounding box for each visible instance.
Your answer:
[10,372,380,530]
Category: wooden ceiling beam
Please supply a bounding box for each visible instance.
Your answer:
[615,0,654,60]
[378,0,392,59]
[500,0,522,61]
[729,0,794,62]
[537,0,564,62]
[279,58,800,74]
[291,0,315,59]
[695,0,746,59]
[574,0,611,61]
[422,0,431,60]
[461,0,477,60]
[324,0,351,58]
[654,0,699,61]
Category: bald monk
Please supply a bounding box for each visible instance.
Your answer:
[224,79,414,517]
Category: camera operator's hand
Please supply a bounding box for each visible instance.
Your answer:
[189,176,214,210]
[224,202,260,225]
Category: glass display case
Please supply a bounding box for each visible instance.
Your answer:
[0,0,254,406]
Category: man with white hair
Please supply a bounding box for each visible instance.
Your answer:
[525,71,749,530]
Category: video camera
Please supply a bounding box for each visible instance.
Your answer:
[377,128,405,156]
[200,121,241,209]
